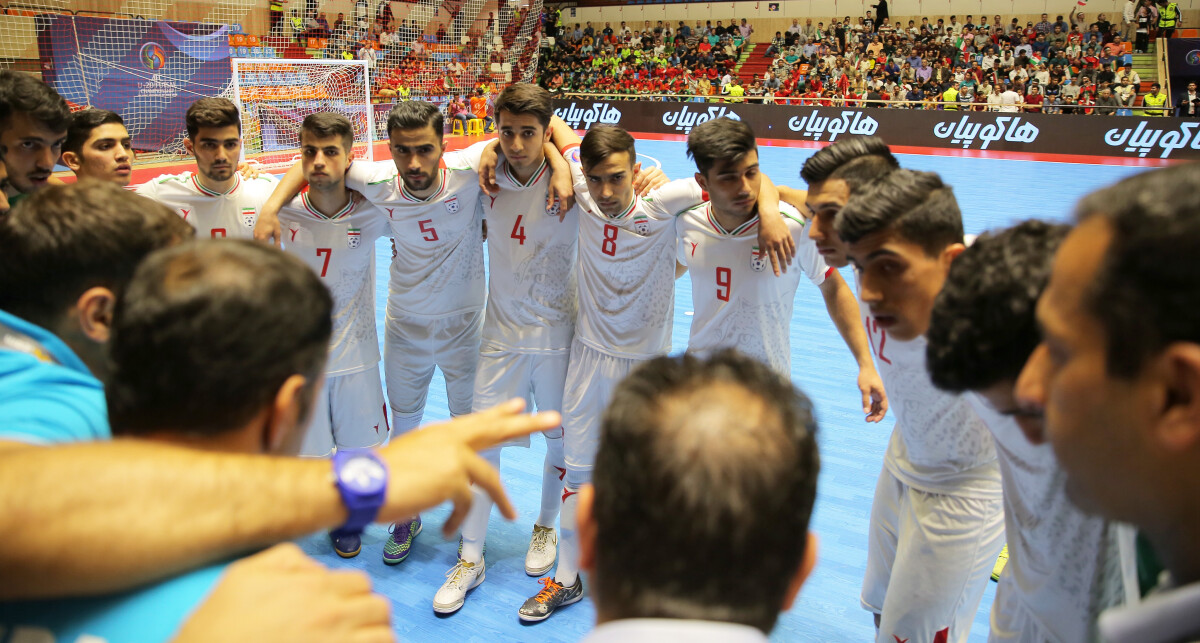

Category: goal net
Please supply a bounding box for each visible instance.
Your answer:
[232,58,373,170]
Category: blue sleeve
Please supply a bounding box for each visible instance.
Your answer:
[0,354,110,444]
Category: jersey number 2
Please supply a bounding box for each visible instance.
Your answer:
[511,214,526,245]
[716,267,732,301]
[316,248,332,278]
[601,223,618,256]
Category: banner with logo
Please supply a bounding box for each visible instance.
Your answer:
[552,99,1200,161]
[1167,38,1200,88]
[38,15,232,151]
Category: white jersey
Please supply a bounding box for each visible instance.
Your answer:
[857,272,1001,498]
[345,141,489,317]
[677,201,831,376]
[574,178,705,359]
[970,397,1125,642]
[480,156,580,353]
[278,192,388,376]
[136,171,279,239]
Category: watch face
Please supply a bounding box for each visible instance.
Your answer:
[341,456,387,493]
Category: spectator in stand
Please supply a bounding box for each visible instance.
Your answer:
[1142,82,1168,115]
[1095,87,1120,114]
[1176,81,1199,116]
[1024,84,1044,112]
[999,82,1022,112]
[447,94,470,132]
[469,87,495,132]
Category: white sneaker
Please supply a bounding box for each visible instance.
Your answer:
[525,524,557,576]
[432,557,486,614]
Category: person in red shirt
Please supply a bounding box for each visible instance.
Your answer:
[1024,83,1044,112]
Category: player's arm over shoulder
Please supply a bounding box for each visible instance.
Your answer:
[345,159,400,193]
[649,177,705,219]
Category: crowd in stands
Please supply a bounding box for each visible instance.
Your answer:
[537,3,1182,114]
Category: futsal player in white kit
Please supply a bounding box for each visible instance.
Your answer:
[254,100,576,565]
[516,123,796,622]
[925,221,1128,642]
[836,169,1004,643]
[434,84,582,613]
[675,118,886,424]
[136,98,278,238]
[276,113,389,463]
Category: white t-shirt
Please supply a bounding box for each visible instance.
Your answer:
[344,141,489,317]
[136,171,279,239]
[480,154,581,353]
[1000,90,1022,112]
[278,192,389,376]
[856,272,1001,498]
[971,397,1126,641]
[573,177,704,359]
[676,201,830,376]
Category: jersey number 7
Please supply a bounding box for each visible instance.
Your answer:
[316,248,332,278]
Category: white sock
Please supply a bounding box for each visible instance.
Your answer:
[536,435,565,528]
[459,447,500,564]
[554,486,580,586]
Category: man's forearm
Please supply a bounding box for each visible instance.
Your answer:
[548,114,583,149]
[822,271,873,368]
[0,439,343,600]
[264,162,307,215]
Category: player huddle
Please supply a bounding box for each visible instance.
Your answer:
[7,70,1197,642]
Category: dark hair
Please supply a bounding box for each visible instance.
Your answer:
[386,100,443,137]
[494,82,552,128]
[835,169,964,256]
[185,98,241,139]
[800,136,899,189]
[592,349,820,634]
[64,109,125,156]
[0,70,71,135]
[300,111,354,153]
[686,117,756,175]
[107,240,332,437]
[579,124,635,170]
[1075,164,1200,378]
[0,181,193,329]
[926,220,1070,392]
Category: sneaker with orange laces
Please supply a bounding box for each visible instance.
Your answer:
[517,575,583,622]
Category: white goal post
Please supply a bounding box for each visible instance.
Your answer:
[231,58,374,170]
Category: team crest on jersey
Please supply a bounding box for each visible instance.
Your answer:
[240,207,256,228]
[547,200,561,219]
[445,196,460,213]
[632,214,650,236]
[750,246,766,272]
[347,227,362,249]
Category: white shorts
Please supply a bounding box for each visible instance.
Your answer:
[861,465,1006,643]
[988,580,1055,643]
[562,340,644,475]
[291,367,389,457]
[384,309,482,427]
[472,347,568,447]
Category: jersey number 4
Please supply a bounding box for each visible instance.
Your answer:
[511,214,526,245]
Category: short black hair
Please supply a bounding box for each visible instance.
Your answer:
[1075,164,1200,378]
[686,117,756,175]
[300,111,354,153]
[926,220,1070,392]
[800,136,899,189]
[835,169,964,256]
[494,82,552,128]
[579,124,635,170]
[185,98,241,138]
[64,109,125,157]
[0,181,193,330]
[592,350,820,634]
[387,100,443,137]
[107,240,332,437]
[0,70,71,135]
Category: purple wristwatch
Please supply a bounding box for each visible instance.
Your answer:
[330,449,388,537]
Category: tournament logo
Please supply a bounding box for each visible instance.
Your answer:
[632,214,650,236]
[139,42,168,71]
[445,196,460,213]
[347,227,361,249]
[241,207,256,228]
[1188,49,1200,66]
[750,246,766,272]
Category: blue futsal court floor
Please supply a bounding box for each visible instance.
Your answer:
[295,140,1149,642]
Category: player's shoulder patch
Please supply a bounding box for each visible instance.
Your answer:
[156,170,193,184]
[674,202,706,218]
[779,201,807,226]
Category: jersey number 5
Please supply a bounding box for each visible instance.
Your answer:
[419,219,439,242]
[716,267,732,302]
[601,223,618,256]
